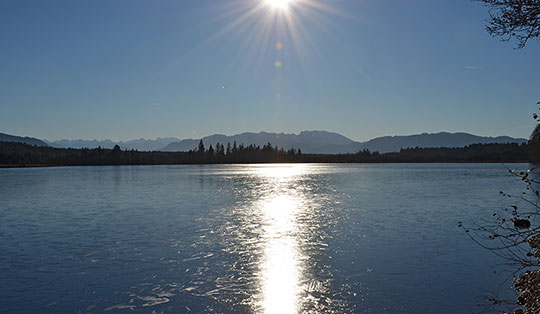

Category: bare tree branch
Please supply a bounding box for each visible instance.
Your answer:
[477,0,540,48]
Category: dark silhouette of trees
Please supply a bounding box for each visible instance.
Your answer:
[215,143,225,158]
[477,0,540,48]
[198,140,205,154]
[0,140,530,167]
[529,123,540,162]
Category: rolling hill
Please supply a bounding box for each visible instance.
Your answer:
[0,133,49,147]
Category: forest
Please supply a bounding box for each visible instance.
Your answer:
[0,140,530,167]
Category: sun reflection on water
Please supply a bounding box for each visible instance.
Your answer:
[261,195,301,314]
[254,165,307,314]
[253,163,307,180]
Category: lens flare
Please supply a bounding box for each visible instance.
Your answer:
[187,0,347,80]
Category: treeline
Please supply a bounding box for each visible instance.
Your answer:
[0,140,304,166]
[0,140,530,167]
[186,141,303,163]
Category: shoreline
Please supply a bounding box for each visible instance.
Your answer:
[1,141,531,167]
[0,160,530,169]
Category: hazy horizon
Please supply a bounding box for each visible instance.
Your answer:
[3,128,530,144]
[1,0,539,142]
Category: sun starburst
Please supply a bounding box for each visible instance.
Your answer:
[201,0,344,69]
[265,0,292,11]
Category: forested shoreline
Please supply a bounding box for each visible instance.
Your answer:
[0,140,531,167]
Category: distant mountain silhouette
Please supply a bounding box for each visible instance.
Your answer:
[159,131,527,154]
[0,132,49,147]
[2,131,527,154]
[360,132,527,153]
[159,131,359,153]
[48,137,180,151]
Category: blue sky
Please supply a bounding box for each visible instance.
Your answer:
[1,0,538,142]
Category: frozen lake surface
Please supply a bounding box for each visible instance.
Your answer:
[0,163,526,313]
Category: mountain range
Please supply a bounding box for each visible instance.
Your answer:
[0,133,49,147]
[0,131,528,154]
[43,137,180,151]
[159,131,527,153]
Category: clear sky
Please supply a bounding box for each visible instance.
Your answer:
[1,0,538,142]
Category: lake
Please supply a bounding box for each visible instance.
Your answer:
[0,163,526,313]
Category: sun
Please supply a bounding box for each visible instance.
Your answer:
[265,0,291,10]
[201,0,343,71]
